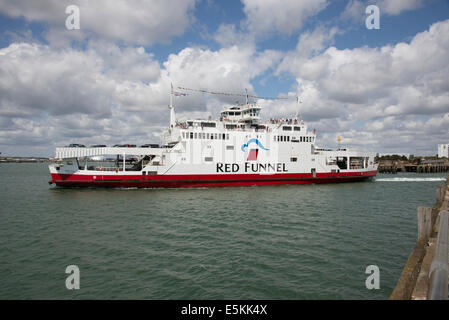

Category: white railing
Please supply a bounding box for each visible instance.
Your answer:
[55,147,163,159]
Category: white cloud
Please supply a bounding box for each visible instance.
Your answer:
[0,0,197,45]
[0,42,116,118]
[270,20,449,154]
[341,0,425,21]
[378,0,424,15]
[278,20,449,116]
[277,26,340,78]
[213,24,253,47]
[0,40,282,156]
[242,0,328,35]
[164,45,282,111]
[341,0,366,22]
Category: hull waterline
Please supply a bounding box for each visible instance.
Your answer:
[50,171,377,188]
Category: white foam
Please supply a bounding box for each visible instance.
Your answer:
[375,177,446,182]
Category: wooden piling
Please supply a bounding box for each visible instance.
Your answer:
[436,186,444,204]
[418,207,432,242]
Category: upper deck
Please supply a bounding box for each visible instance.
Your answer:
[55,146,165,159]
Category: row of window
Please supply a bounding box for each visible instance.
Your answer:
[182,131,313,143]
[276,135,290,142]
[223,109,260,117]
[282,126,301,131]
[182,132,230,140]
[186,121,216,128]
[274,135,314,142]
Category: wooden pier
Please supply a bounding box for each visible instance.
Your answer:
[390,174,449,299]
[0,156,51,163]
[378,159,449,174]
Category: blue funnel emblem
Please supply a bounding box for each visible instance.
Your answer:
[241,139,269,152]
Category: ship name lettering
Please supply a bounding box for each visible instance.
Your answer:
[216,163,240,173]
[217,163,287,173]
[245,162,287,173]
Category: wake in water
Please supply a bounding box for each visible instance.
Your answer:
[376,177,446,182]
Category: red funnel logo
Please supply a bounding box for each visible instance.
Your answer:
[247,149,259,161]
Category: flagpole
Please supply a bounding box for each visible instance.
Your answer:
[169,83,176,128]
[295,97,302,120]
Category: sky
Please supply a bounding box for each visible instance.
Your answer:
[0,0,448,157]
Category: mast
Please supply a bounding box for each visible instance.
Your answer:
[295,96,301,120]
[169,83,176,128]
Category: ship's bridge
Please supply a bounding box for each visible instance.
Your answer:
[220,104,261,124]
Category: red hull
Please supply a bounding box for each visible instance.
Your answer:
[50,171,377,188]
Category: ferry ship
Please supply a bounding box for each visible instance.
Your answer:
[49,88,377,188]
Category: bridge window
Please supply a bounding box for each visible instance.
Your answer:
[204,157,213,162]
[294,127,301,131]
[282,126,292,131]
[291,157,297,162]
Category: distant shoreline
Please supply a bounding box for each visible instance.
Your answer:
[0,157,51,163]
